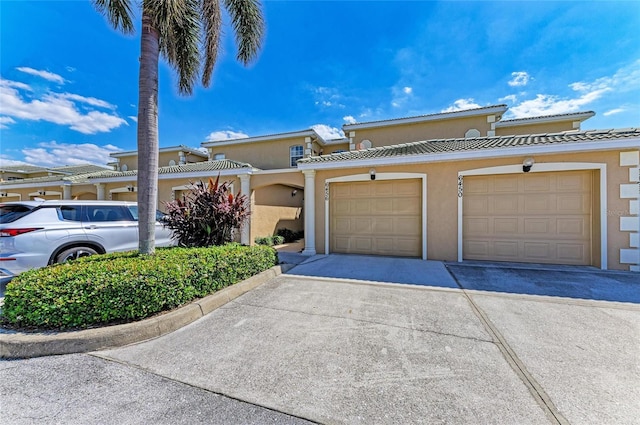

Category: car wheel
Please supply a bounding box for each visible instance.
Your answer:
[55,247,98,263]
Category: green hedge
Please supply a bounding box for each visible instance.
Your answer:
[1,244,277,330]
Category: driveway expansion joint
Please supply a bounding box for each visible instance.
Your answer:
[445,264,570,425]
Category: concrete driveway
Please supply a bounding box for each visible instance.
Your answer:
[1,255,639,424]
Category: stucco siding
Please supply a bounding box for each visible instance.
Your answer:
[312,150,632,270]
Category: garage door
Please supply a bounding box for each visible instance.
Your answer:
[330,179,421,257]
[463,170,593,265]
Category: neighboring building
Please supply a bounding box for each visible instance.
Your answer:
[2,105,638,271]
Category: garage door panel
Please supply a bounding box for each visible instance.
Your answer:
[524,218,551,235]
[463,171,592,265]
[373,218,394,233]
[466,198,489,215]
[494,196,519,214]
[523,174,552,192]
[523,242,553,259]
[557,173,589,191]
[494,218,518,234]
[330,180,421,257]
[465,240,489,257]
[334,217,352,233]
[494,241,520,257]
[465,218,489,235]
[524,194,553,213]
[557,195,590,213]
[494,175,519,192]
[465,178,489,194]
[557,244,587,261]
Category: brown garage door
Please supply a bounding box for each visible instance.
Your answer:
[463,170,593,265]
[330,179,421,257]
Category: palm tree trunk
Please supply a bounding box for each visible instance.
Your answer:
[137,12,160,255]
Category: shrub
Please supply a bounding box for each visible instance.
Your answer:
[254,235,285,246]
[162,176,250,247]
[277,228,304,243]
[254,236,273,246]
[1,244,277,330]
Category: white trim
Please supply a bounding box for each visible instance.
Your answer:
[457,162,608,270]
[202,129,324,148]
[343,105,507,131]
[323,172,427,260]
[0,192,22,200]
[620,151,639,166]
[302,170,317,255]
[298,138,640,171]
[253,168,301,175]
[110,186,137,194]
[28,190,62,198]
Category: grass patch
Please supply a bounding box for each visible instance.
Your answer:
[1,244,277,331]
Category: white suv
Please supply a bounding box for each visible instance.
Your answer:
[0,200,175,283]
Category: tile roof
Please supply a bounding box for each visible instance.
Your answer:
[298,128,640,164]
[0,160,252,186]
[87,159,253,179]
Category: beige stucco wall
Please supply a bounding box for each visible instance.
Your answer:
[349,115,493,148]
[251,184,303,241]
[208,137,308,170]
[311,150,633,270]
[495,121,575,136]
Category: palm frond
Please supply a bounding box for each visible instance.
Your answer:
[92,0,135,34]
[145,0,201,95]
[223,0,265,65]
[200,0,222,87]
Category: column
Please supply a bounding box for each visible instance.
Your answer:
[302,169,317,255]
[238,174,252,245]
[62,184,72,200]
[95,183,106,200]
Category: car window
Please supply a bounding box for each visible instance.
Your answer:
[0,204,34,223]
[86,206,133,222]
[127,206,165,222]
[59,205,82,221]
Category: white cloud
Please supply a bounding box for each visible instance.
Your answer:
[403,86,413,94]
[0,78,126,134]
[128,115,138,122]
[0,157,35,167]
[499,94,518,103]
[16,67,65,84]
[508,92,606,118]
[508,71,531,87]
[312,124,345,140]
[206,130,249,142]
[13,141,122,167]
[58,93,116,110]
[0,116,16,129]
[603,108,625,116]
[311,85,345,109]
[506,61,640,119]
[442,98,482,113]
[343,115,357,124]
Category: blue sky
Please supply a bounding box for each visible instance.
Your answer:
[1,0,639,168]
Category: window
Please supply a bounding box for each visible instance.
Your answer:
[86,206,132,222]
[59,206,82,221]
[214,153,226,160]
[290,145,304,167]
